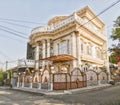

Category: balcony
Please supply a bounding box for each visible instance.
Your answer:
[81,54,104,65]
[31,13,106,40]
[31,14,75,35]
[17,59,35,68]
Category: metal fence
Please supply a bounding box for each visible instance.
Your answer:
[53,68,86,90]
[53,68,108,90]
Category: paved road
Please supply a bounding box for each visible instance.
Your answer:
[47,85,120,105]
[0,85,120,105]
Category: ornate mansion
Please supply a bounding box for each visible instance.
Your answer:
[28,6,109,74]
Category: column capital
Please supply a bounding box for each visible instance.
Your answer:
[35,41,41,46]
[47,39,51,42]
[71,31,79,37]
[42,39,46,43]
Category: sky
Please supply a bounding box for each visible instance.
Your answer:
[0,0,120,69]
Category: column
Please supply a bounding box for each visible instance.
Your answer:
[42,40,46,66]
[97,73,101,85]
[47,39,50,57]
[50,81,53,91]
[71,32,77,68]
[50,72,53,91]
[104,42,111,81]
[76,33,81,67]
[17,75,20,87]
[30,76,33,88]
[35,43,39,70]
[22,76,25,88]
[38,71,42,89]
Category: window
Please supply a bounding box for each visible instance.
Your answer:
[60,41,67,54]
[87,45,92,55]
[81,43,84,53]
[96,48,101,59]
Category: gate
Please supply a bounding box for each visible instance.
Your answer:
[53,73,70,90]
[71,68,86,89]
[53,68,86,90]
[99,72,108,84]
[85,70,98,86]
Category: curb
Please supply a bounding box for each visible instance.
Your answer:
[11,88,47,96]
[64,84,112,94]
[0,84,113,96]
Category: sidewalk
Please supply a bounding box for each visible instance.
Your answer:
[3,84,111,96]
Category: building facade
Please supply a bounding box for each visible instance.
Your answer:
[28,6,109,74]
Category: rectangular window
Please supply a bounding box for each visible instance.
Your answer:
[81,43,83,53]
[60,41,67,54]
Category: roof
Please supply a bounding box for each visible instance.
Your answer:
[40,54,77,62]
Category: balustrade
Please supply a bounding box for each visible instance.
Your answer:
[31,13,106,40]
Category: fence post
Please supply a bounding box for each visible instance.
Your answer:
[97,73,101,85]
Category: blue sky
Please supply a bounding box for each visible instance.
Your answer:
[0,0,120,69]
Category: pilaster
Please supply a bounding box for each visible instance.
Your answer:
[76,32,81,67]
[47,39,50,57]
[35,42,40,69]
[71,32,77,68]
[42,40,46,66]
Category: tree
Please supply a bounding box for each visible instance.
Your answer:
[109,54,118,64]
[0,70,4,80]
[109,16,120,63]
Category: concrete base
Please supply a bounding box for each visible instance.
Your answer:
[38,83,41,89]
[17,82,19,87]
[98,80,101,85]
[50,83,53,91]
[30,83,32,88]
[22,82,24,88]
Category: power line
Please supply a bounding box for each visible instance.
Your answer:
[0,34,26,44]
[0,0,119,64]
[33,0,120,53]
[78,0,120,29]
[0,17,46,25]
[0,27,28,39]
[0,21,33,28]
[0,24,28,35]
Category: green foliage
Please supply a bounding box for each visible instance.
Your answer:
[109,16,120,63]
[114,16,120,27]
[111,16,120,40]
[0,70,4,81]
[111,30,120,41]
[109,45,120,56]
[0,70,7,81]
[109,54,118,64]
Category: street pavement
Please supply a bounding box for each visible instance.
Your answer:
[0,85,120,105]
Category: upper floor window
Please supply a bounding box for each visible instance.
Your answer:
[87,45,92,55]
[81,43,84,53]
[60,41,67,54]
[96,48,101,59]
